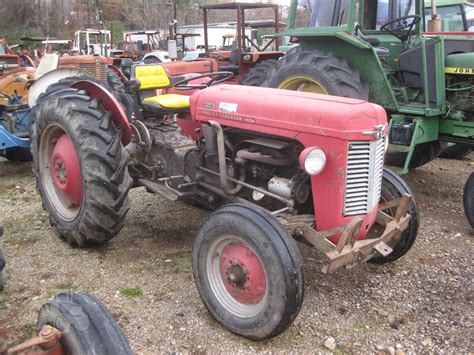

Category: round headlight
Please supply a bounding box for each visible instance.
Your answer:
[242,54,252,62]
[300,147,327,175]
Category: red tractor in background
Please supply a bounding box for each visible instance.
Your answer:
[29,62,419,340]
[154,2,285,85]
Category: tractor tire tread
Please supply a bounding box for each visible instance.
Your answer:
[30,90,131,246]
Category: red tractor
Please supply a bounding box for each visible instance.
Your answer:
[29,64,419,340]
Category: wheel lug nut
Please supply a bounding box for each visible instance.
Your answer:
[228,273,237,282]
[243,282,249,289]
[242,267,248,275]
[232,259,239,266]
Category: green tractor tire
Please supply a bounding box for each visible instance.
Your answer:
[384,141,443,169]
[242,59,278,87]
[439,143,472,160]
[265,47,369,99]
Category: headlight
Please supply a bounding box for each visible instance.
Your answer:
[242,54,252,62]
[299,147,327,175]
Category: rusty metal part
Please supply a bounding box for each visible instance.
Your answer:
[283,194,412,273]
[5,325,63,355]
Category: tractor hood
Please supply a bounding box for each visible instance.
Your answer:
[446,53,474,73]
[190,85,387,144]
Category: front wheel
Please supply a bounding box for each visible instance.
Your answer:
[192,204,304,340]
[464,173,474,229]
[30,89,132,246]
[369,168,420,263]
[37,292,132,354]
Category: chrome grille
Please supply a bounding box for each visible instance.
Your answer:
[344,138,385,216]
[79,63,108,82]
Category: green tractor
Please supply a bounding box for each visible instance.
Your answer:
[246,0,474,226]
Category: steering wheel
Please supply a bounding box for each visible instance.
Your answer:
[380,15,421,42]
[173,71,235,90]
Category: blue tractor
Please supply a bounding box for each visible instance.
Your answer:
[0,92,31,161]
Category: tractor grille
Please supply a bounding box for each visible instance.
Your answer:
[79,63,108,82]
[344,138,385,216]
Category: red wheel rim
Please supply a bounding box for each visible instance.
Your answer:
[39,124,83,221]
[50,133,82,207]
[219,243,266,304]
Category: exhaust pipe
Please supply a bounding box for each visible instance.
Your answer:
[428,0,441,32]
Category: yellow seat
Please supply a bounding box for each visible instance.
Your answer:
[144,94,190,109]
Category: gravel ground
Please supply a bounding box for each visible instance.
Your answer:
[0,154,472,353]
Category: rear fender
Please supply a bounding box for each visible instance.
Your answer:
[28,67,90,107]
[108,64,127,81]
[71,80,132,145]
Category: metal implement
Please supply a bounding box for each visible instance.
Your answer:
[284,194,411,273]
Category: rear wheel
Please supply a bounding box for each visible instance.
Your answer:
[266,47,369,99]
[385,141,443,169]
[143,56,160,64]
[192,204,304,340]
[30,89,131,246]
[4,147,32,162]
[242,59,278,87]
[37,292,132,354]
[439,143,472,160]
[464,173,474,229]
[370,168,419,263]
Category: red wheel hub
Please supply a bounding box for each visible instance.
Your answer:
[219,243,266,303]
[50,134,82,207]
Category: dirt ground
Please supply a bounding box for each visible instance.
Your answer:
[0,154,472,353]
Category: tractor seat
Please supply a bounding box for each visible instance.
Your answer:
[219,49,239,74]
[132,64,191,114]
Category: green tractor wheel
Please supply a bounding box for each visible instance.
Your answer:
[265,47,369,99]
[242,59,278,87]
[384,141,443,169]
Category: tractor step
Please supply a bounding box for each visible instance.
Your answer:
[138,178,179,201]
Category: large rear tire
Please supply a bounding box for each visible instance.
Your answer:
[266,47,369,99]
[37,292,132,355]
[385,141,443,169]
[242,59,278,87]
[30,89,131,246]
[464,173,474,229]
[192,204,304,340]
[370,168,419,263]
[439,143,472,160]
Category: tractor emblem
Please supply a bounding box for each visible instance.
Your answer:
[363,124,385,139]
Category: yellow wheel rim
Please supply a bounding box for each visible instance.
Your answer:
[277,75,328,94]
